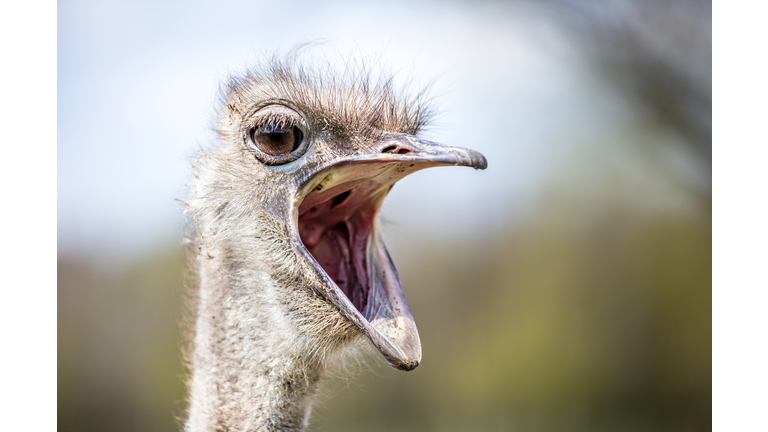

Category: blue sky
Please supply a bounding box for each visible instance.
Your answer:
[57,0,682,257]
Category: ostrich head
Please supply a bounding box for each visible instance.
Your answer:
[188,56,487,374]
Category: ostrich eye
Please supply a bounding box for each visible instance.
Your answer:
[251,125,303,156]
[245,106,309,165]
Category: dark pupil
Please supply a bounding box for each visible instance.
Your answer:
[253,126,302,156]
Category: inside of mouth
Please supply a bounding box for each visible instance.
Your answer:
[297,179,387,314]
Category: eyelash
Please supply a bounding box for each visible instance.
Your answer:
[252,115,297,135]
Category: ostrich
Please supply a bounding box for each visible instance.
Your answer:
[183,55,487,431]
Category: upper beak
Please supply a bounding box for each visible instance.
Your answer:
[375,134,488,170]
[291,134,487,371]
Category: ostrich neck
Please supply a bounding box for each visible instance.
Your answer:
[186,253,322,432]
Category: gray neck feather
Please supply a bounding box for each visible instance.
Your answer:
[186,248,320,431]
[184,217,360,432]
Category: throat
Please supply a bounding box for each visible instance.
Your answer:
[305,220,370,312]
[298,181,382,316]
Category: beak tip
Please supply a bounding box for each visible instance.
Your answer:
[468,150,488,170]
[475,153,488,170]
[391,359,420,371]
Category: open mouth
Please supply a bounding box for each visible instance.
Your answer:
[290,136,487,371]
[298,183,378,315]
[298,167,400,315]
[293,159,423,370]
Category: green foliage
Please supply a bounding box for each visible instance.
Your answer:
[58,196,711,432]
[314,202,711,432]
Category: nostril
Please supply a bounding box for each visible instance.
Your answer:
[382,145,411,154]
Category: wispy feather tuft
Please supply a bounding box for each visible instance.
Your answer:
[218,47,436,142]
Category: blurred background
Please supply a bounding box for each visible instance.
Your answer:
[58,0,711,431]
